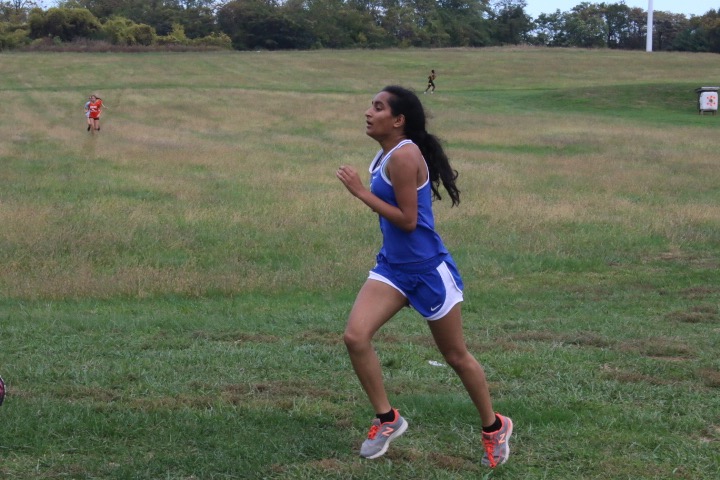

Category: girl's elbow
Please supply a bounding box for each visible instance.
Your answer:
[400,220,417,232]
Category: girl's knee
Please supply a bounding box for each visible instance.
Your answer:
[343,329,368,352]
[443,350,477,371]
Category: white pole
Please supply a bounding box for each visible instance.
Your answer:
[646,0,654,52]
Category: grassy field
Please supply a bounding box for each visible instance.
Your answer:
[0,47,719,479]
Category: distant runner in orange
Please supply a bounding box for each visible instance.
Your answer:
[88,94,103,133]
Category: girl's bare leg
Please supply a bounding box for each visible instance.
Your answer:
[428,304,496,426]
[343,279,407,414]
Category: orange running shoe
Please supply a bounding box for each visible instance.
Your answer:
[481,413,513,468]
[359,408,408,459]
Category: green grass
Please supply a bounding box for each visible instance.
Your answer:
[0,47,719,479]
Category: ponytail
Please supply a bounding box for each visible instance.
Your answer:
[382,86,460,206]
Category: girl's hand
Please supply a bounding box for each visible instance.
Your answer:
[336,165,366,198]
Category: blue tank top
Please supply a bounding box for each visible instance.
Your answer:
[369,139,448,269]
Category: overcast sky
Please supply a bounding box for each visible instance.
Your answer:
[524,1,718,18]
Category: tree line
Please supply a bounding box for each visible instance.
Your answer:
[1,0,719,52]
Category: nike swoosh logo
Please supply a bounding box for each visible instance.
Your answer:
[430,305,442,312]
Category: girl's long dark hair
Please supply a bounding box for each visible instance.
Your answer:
[382,85,460,206]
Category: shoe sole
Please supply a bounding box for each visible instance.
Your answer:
[363,418,408,459]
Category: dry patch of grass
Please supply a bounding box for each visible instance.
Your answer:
[191,331,281,343]
[600,364,676,386]
[510,330,612,348]
[221,381,335,400]
[620,337,695,360]
[665,304,719,324]
[681,286,720,300]
[697,368,720,388]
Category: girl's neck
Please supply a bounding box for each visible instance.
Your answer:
[379,135,408,153]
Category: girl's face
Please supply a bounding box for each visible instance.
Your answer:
[90,96,96,101]
[365,91,401,141]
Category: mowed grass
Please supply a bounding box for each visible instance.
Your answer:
[0,48,719,479]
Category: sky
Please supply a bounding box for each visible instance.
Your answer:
[39,0,718,19]
[524,1,719,18]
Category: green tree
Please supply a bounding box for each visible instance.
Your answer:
[58,0,219,37]
[700,10,720,52]
[171,2,217,38]
[0,20,28,49]
[28,7,101,41]
[652,11,689,51]
[157,21,189,44]
[531,9,564,46]
[670,11,718,52]
[527,1,694,50]
[0,0,40,22]
[377,0,422,46]
[56,0,125,19]
[562,2,606,48]
[435,0,491,47]
[218,0,315,50]
[491,0,533,45]
[616,6,646,49]
[597,2,629,47]
[103,15,156,45]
